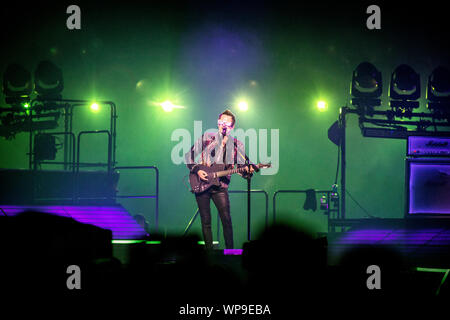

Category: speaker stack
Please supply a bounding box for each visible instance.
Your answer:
[406,135,450,217]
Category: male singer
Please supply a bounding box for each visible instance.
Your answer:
[185,109,255,249]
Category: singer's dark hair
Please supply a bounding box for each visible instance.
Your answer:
[219,109,236,126]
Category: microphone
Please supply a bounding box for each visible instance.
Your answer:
[222,127,227,136]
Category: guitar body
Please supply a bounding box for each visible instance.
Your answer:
[189,164,226,194]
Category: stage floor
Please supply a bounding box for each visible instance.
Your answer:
[112,217,450,269]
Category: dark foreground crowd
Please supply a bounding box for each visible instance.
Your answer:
[0,211,448,313]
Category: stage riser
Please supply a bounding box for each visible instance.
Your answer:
[0,204,147,239]
[327,219,450,268]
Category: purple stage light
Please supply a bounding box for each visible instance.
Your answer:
[224,249,243,255]
[0,204,147,239]
[336,228,450,247]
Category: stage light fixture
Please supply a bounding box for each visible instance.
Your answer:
[34,60,64,100]
[350,62,382,111]
[160,100,175,112]
[389,65,420,100]
[90,102,100,112]
[2,63,33,106]
[426,66,450,117]
[388,64,420,116]
[238,100,249,111]
[317,100,327,112]
[157,100,185,112]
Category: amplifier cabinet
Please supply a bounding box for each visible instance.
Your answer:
[405,159,450,216]
[407,136,450,157]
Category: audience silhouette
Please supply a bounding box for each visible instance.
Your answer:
[1,210,448,308]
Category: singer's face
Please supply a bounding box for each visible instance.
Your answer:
[218,114,234,134]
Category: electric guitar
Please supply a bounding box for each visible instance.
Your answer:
[189,163,271,194]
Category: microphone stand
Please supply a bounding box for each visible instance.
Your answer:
[246,157,251,241]
[224,128,252,241]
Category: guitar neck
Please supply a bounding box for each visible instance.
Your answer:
[216,166,249,178]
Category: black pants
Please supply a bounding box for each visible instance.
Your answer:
[195,186,233,249]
